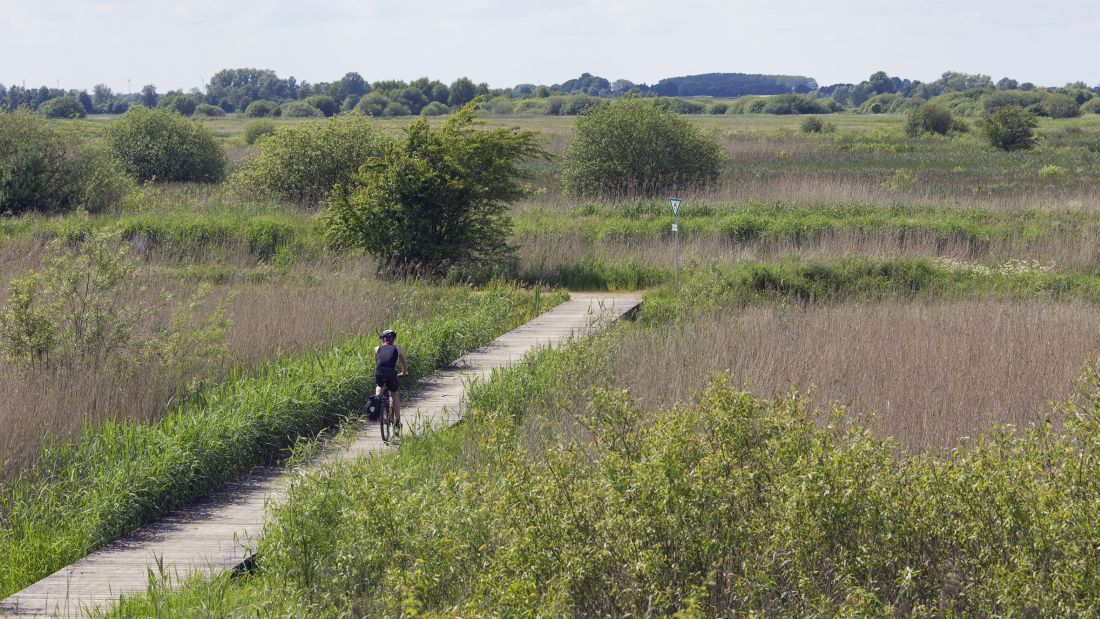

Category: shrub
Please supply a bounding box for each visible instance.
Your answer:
[304,95,338,117]
[421,101,450,116]
[762,94,836,115]
[561,98,728,196]
[1081,98,1100,114]
[322,105,544,276]
[479,95,515,115]
[382,101,412,116]
[105,107,227,182]
[1038,164,1067,179]
[157,93,198,116]
[0,110,131,214]
[242,119,277,145]
[355,93,390,116]
[244,100,280,117]
[981,104,1039,151]
[983,90,1043,114]
[800,116,835,133]
[905,102,955,137]
[0,227,229,372]
[559,94,600,115]
[279,101,323,118]
[36,96,86,119]
[707,102,729,114]
[1037,92,1081,118]
[193,103,226,118]
[231,117,384,207]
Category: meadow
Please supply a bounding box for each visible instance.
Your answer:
[4,108,1100,612]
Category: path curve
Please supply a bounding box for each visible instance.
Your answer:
[1,293,641,617]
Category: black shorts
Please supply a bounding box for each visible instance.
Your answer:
[375,373,400,392]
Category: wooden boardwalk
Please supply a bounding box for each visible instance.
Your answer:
[1,294,641,618]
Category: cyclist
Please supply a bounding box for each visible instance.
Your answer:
[374,329,409,428]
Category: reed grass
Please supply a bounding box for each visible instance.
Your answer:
[616,301,1100,451]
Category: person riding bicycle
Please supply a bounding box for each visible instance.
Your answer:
[374,329,409,427]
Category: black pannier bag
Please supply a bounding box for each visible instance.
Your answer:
[363,395,382,421]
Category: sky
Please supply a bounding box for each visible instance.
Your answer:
[2,0,1098,93]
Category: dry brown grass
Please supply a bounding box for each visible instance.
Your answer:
[612,301,1100,451]
[0,265,446,477]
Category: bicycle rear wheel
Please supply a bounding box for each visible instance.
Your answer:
[379,397,392,443]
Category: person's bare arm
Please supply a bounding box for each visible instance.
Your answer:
[397,346,409,376]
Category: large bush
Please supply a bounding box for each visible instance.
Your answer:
[561,98,727,196]
[304,95,338,117]
[242,119,277,145]
[1037,92,1081,118]
[421,101,450,116]
[244,100,280,117]
[279,101,323,118]
[231,117,384,207]
[0,111,131,215]
[981,104,1039,151]
[355,92,390,116]
[905,102,955,137]
[37,96,86,119]
[1082,98,1100,115]
[193,103,226,118]
[322,105,543,276]
[105,107,227,182]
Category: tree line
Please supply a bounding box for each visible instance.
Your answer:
[4,68,1100,120]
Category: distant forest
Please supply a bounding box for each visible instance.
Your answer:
[4,69,1100,119]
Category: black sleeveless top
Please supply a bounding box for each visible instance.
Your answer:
[375,344,399,376]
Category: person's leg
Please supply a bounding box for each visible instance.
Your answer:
[391,390,401,427]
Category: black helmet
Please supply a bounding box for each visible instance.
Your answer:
[380,329,397,341]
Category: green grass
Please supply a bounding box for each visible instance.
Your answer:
[0,286,559,598]
[639,256,1100,321]
[515,199,1099,245]
[103,323,1100,616]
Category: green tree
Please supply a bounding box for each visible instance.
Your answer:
[105,107,226,182]
[158,91,198,116]
[448,77,477,107]
[140,84,158,108]
[321,104,544,277]
[92,84,114,112]
[981,104,1039,151]
[905,102,955,136]
[0,110,131,215]
[561,98,727,196]
[231,117,383,206]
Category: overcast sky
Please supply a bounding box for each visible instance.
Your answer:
[2,0,1098,93]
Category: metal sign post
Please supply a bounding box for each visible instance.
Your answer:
[669,197,682,288]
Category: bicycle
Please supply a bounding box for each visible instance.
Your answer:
[377,385,399,443]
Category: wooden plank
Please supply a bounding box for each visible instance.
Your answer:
[1,294,640,617]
